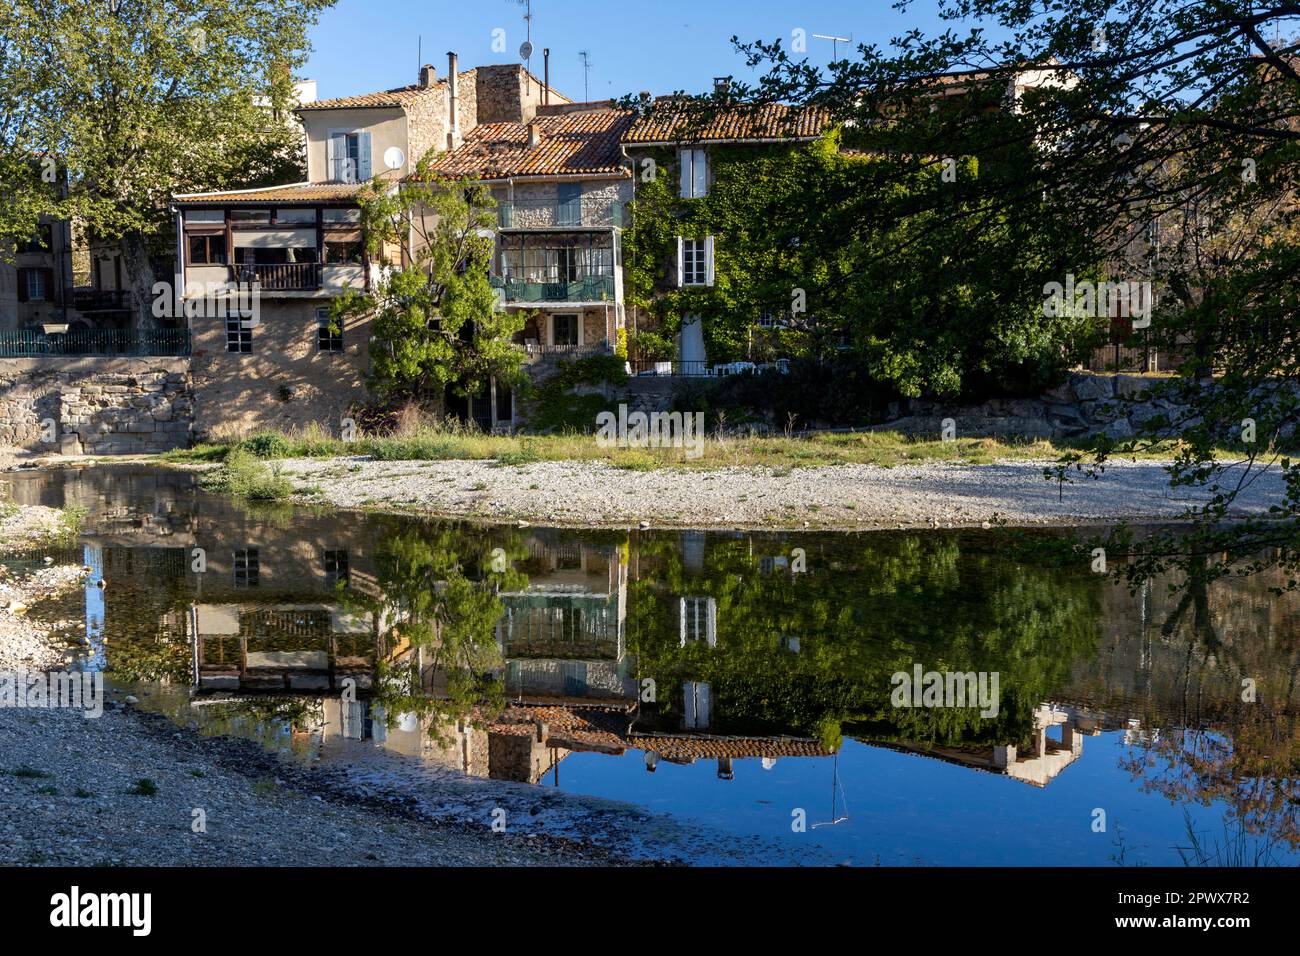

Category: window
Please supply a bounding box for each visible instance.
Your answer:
[328,131,371,183]
[184,210,224,225]
[16,224,52,254]
[322,208,361,224]
[188,234,227,265]
[679,148,709,198]
[317,308,343,352]
[552,313,579,346]
[679,596,718,647]
[226,315,252,353]
[323,240,362,265]
[275,208,317,224]
[233,549,259,588]
[23,269,47,301]
[679,237,714,286]
[758,308,787,329]
[324,549,349,587]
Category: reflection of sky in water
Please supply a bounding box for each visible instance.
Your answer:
[554,734,1298,867]
[6,466,1295,867]
[80,543,105,672]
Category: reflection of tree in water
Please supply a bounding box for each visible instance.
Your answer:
[1121,707,1299,862]
[99,547,194,684]
[1118,556,1300,863]
[628,532,1101,751]
[346,520,529,744]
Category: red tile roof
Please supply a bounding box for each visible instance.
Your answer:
[297,84,442,111]
[426,108,636,180]
[624,99,830,144]
[173,182,365,205]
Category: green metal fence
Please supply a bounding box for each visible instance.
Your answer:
[490,275,616,304]
[0,329,192,357]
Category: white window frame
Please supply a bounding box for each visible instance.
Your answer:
[679,148,708,198]
[677,236,714,287]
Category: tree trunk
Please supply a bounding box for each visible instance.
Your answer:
[120,231,158,331]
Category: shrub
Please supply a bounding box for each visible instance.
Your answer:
[242,431,293,459]
[201,449,293,500]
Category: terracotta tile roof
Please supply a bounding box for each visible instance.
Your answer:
[297,84,440,111]
[173,182,364,205]
[426,108,636,180]
[629,734,832,762]
[623,99,830,144]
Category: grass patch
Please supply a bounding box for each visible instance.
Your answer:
[199,449,293,500]
[162,418,1254,479]
[11,765,52,779]
[127,778,158,797]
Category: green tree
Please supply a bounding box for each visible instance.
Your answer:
[723,0,1300,593]
[337,168,526,409]
[0,0,331,326]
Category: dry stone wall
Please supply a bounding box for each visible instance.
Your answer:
[0,358,192,455]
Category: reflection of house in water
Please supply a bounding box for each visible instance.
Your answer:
[494,535,635,703]
[426,701,833,784]
[192,602,377,693]
[873,704,1105,788]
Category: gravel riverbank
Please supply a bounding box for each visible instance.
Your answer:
[0,700,632,867]
[276,456,1286,529]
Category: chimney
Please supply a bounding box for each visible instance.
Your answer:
[527,121,541,148]
[713,76,732,94]
[419,63,437,88]
[543,48,550,106]
[446,51,461,149]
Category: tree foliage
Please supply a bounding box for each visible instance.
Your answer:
[338,169,526,406]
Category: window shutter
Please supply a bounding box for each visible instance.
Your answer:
[704,236,715,286]
[16,270,27,303]
[675,236,684,288]
[679,150,691,198]
[357,131,373,181]
[693,149,708,197]
[43,268,56,304]
[328,133,346,181]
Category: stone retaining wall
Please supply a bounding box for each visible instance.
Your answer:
[0,358,192,455]
[881,372,1188,441]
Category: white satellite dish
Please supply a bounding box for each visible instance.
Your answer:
[519,40,533,61]
[383,146,406,170]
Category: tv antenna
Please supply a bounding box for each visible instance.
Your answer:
[579,50,592,101]
[508,0,534,81]
[812,32,852,63]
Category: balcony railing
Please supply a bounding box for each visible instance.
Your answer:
[491,274,616,304]
[629,358,791,378]
[65,289,131,312]
[498,199,624,229]
[0,329,192,358]
[229,262,322,291]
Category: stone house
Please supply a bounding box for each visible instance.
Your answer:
[169,53,568,438]
[425,100,637,428]
[620,98,830,373]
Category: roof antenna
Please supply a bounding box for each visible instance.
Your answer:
[579,49,592,101]
[812,32,852,63]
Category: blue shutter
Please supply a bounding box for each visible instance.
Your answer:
[356,131,373,181]
[557,183,581,226]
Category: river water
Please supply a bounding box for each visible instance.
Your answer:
[5,464,1297,866]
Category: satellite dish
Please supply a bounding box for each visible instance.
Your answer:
[383,146,406,170]
[519,40,533,61]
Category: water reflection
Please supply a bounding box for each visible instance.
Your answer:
[5,465,1297,865]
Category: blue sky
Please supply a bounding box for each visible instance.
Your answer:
[304,0,965,103]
